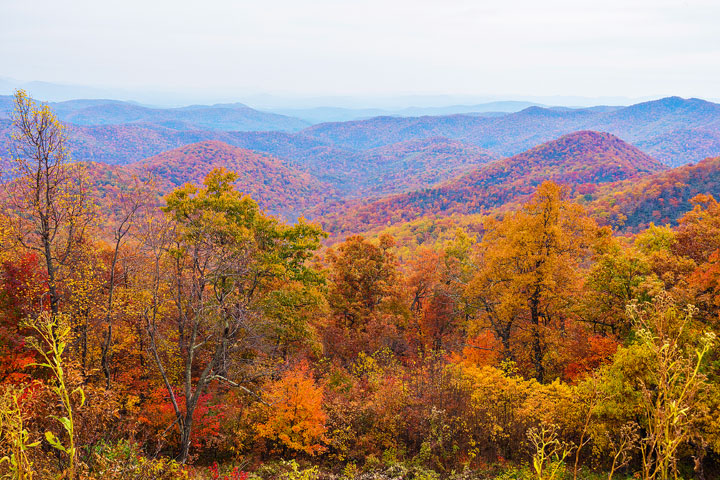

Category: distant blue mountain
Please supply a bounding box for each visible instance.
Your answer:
[0,95,309,132]
[301,97,720,166]
[269,101,545,123]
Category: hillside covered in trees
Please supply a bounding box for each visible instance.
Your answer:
[317,131,668,236]
[1,92,719,480]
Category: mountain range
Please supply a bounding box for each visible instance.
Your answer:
[266,101,545,123]
[3,96,719,176]
[301,97,720,167]
[76,130,720,245]
[3,93,720,244]
[0,96,309,132]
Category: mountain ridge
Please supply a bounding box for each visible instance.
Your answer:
[0,95,309,132]
[300,96,720,166]
[315,131,665,236]
[3,96,719,172]
[84,140,339,218]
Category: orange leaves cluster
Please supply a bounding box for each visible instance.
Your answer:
[256,363,328,455]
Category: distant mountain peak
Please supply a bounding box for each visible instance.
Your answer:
[629,96,719,112]
[511,130,665,172]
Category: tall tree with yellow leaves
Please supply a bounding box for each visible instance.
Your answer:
[466,182,600,381]
[2,90,92,317]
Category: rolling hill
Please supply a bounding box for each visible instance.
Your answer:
[326,155,720,252]
[300,97,720,166]
[0,120,333,167]
[346,138,496,197]
[315,131,666,236]
[0,121,495,200]
[84,141,339,217]
[242,136,497,198]
[582,155,720,231]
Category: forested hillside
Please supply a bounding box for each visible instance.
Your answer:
[129,141,338,214]
[1,92,719,480]
[317,131,666,236]
[583,155,720,230]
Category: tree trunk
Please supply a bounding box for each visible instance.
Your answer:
[42,229,60,316]
[101,238,121,389]
[179,410,194,463]
[529,290,544,383]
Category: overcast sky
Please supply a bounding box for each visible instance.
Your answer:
[1,0,719,105]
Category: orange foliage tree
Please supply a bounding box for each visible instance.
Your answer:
[256,363,327,455]
[466,182,601,381]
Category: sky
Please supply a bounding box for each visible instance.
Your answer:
[1,0,719,107]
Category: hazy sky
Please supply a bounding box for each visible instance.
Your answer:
[2,0,719,103]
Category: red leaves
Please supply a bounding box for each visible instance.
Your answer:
[208,462,248,480]
[563,334,619,382]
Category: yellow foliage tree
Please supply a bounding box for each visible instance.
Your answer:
[466,182,600,381]
[3,90,93,318]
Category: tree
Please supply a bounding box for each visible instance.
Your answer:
[99,176,153,388]
[2,90,91,317]
[405,229,475,353]
[324,234,407,361]
[582,238,655,336]
[466,182,599,381]
[326,234,400,330]
[674,194,720,264]
[144,168,325,462]
[256,362,327,455]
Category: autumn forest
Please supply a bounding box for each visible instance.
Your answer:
[0,87,719,480]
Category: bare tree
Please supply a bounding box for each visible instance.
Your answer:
[100,175,154,388]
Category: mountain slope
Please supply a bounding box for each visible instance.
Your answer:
[0,120,493,200]
[301,115,493,151]
[348,137,496,197]
[582,155,720,231]
[316,131,665,236]
[635,128,720,165]
[85,141,339,216]
[0,120,335,167]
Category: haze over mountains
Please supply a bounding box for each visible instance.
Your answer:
[0,95,309,132]
[3,95,719,172]
[2,92,720,240]
[266,101,545,123]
